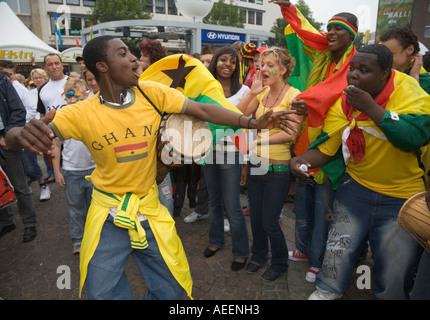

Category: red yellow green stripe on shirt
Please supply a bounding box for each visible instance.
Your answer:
[114,141,148,163]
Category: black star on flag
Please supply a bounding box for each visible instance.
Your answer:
[161,55,196,90]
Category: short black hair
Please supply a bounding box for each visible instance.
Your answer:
[83,35,116,81]
[380,27,420,54]
[75,56,84,62]
[357,44,393,71]
[0,59,16,71]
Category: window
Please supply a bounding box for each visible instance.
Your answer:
[48,0,63,4]
[256,0,263,4]
[155,0,165,14]
[69,16,82,34]
[248,0,255,3]
[6,0,31,14]
[425,26,430,38]
[66,0,80,5]
[145,0,153,12]
[256,11,262,25]
[240,8,246,24]
[248,10,255,24]
[50,15,66,35]
[168,0,177,15]
[83,0,96,6]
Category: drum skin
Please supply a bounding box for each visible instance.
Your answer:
[156,114,212,184]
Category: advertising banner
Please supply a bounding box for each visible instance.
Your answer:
[376,0,415,41]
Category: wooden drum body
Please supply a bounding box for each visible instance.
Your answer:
[156,113,212,184]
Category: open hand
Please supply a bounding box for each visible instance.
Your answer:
[257,109,300,131]
[250,70,268,96]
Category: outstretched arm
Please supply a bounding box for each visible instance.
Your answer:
[5,109,57,155]
[184,99,292,131]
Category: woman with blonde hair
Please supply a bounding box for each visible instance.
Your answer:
[237,47,305,280]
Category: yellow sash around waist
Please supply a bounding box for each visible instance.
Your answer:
[78,181,193,299]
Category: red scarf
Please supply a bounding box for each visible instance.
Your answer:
[341,70,395,163]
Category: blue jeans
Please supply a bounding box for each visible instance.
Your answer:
[158,174,173,216]
[21,149,43,183]
[316,174,422,299]
[0,149,36,228]
[63,168,94,243]
[202,152,249,259]
[86,215,185,300]
[294,178,335,268]
[247,165,291,275]
[411,249,430,300]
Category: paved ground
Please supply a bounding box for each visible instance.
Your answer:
[0,164,375,301]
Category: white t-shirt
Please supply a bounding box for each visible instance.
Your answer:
[37,76,68,115]
[62,138,96,171]
[12,80,36,123]
[217,84,250,150]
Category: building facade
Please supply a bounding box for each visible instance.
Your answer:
[410,0,430,51]
[5,0,282,52]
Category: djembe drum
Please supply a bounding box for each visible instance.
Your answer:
[156,113,213,184]
[398,191,430,253]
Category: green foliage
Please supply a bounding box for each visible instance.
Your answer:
[203,0,244,28]
[353,32,365,49]
[88,0,151,25]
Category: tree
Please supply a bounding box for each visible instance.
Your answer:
[203,0,244,28]
[88,0,151,25]
[270,0,323,48]
[353,32,365,49]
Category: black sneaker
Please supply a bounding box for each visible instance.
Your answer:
[262,268,284,281]
[23,227,36,242]
[246,262,263,274]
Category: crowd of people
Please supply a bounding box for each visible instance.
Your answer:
[0,0,429,301]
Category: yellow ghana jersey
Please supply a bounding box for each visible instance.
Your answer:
[50,80,187,198]
[254,86,301,161]
[317,72,429,199]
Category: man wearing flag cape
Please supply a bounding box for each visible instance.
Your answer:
[271,0,359,284]
[290,44,430,300]
[4,35,296,300]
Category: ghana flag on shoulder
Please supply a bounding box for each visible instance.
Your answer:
[281,3,356,182]
[140,54,246,151]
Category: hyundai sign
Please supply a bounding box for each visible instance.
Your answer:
[202,30,246,43]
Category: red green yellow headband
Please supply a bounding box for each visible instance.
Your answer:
[327,17,358,39]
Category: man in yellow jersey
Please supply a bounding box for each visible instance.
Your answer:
[290,44,430,300]
[5,35,287,300]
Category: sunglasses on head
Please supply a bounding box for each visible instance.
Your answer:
[65,89,81,98]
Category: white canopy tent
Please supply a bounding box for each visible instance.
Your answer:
[0,1,60,63]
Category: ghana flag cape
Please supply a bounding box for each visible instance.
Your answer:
[281,3,356,181]
[405,66,430,95]
[308,70,430,189]
[140,54,247,152]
